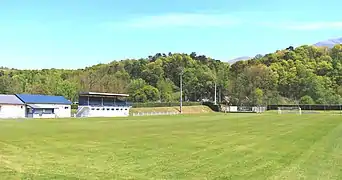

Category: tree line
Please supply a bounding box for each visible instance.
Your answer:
[0,45,341,105]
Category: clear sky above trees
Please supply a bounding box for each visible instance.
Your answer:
[1,0,342,69]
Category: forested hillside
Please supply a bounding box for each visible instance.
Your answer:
[0,45,342,105]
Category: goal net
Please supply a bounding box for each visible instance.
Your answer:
[278,107,302,114]
[223,106,267,113]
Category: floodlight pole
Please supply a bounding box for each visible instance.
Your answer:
[214,82,217,105]
[180,72,183,114]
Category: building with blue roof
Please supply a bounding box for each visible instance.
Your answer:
[0,94,26,118]
[16,94,72,118]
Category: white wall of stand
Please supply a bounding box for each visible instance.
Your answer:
[77,106,130,117]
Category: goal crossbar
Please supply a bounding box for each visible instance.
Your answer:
[278,107,302,114]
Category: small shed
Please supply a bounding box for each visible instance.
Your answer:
[0,94,25,118]
[16,94,72,118]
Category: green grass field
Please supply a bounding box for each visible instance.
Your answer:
[1,113,342,179]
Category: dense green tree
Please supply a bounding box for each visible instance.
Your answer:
[128,78,147,94]
[56,81,78,102]
[156,78,174,102]
[141,85,160,102]
[132,90,147,102]
[0,45,341,105]
[300,95,315,104]
[253,88,264,106]
[0,75,11,94]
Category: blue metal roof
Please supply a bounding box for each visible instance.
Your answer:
[15,94,72,105]
[0,94,24,105]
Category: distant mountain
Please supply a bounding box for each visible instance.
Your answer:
[227,56,252,64]
[227,37,342,64]
[314,37,342,48]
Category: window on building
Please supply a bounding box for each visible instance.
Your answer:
[64,106,69,109]
[111,108,115,111]
[102,108,105,111]
[33,109,43,114]
[42,109,54,114]
[96,108,100,111]
[116,108,119,110]
[21,106,23,109]
[124,109,127,110]
[91,108,95,110]
[106,108,110,111]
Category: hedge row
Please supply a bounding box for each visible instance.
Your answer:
[71,104,78,109]
[72,103,341,111]
[267,104,342,111]
[132,102,202,108]
[202,102,221,112]
[71,102,202,109]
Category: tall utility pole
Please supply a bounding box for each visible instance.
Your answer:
[180,71,183,114]
[219,88,221,103]
[214,82,217,105]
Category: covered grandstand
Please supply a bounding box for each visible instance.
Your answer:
[76,92,132,117]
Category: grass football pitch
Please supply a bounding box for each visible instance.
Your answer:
[1,113,342,179]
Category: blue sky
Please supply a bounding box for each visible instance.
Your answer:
[1,0,342,69]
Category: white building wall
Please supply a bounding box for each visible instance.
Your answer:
[0,104,26,118]
[224,106,238,112]
[54,104,71,118]
[89,107,129,117]
[29,104,71,118]
[77,106,130,117]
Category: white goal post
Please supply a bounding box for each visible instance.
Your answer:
[278,107,302,115]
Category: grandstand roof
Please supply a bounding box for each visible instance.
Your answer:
[79,92,129,97]
[16,94,72,105]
